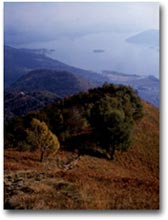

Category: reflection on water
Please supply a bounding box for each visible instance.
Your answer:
[14,32,159,78]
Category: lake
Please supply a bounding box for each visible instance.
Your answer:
[13,31,159,78]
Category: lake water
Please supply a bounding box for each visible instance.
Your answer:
[14,32,159,78]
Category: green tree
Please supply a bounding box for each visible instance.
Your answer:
[64,107,88,135]
[26,118,60,162]
[90,95,133,159]
[102,110,133,159]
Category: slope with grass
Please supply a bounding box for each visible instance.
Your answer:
[4,101,159,210]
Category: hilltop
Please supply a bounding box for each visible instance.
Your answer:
[4,101,159,209]
[4,83,159,209]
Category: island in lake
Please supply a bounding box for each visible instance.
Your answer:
[93,49,105,53]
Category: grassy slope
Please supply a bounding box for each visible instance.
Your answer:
[4,101,159,209]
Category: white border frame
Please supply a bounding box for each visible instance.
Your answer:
[1,1,167,219]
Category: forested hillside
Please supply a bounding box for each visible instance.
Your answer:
[5,83,143,160]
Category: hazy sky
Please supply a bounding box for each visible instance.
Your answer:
[4,2,159,45]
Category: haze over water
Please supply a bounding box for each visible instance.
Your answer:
[4,2,159,78]
[13,31,159,78]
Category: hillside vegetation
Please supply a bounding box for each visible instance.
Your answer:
[4,83,159,209]
[5,69,93,120]
[4,100,159,209]
[5,83,143,159]
[5,91,61,121]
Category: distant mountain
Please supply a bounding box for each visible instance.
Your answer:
[128,75,160,108]
[102,71,160,108]
[4,45,107,88]
[126,29,159,47]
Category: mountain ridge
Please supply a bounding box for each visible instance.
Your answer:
[4,45,107,88]
[8,69,93,96]
[5,45,159,108]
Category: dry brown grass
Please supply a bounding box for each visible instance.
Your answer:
[4,101,159,210]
